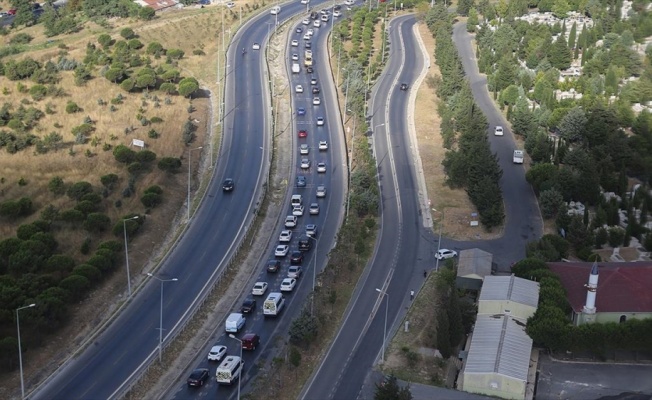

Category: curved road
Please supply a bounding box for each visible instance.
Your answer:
[29,2,333,398]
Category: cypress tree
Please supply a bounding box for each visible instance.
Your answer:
[448,293,464,349]
[437,307,452,358]
[568,22,577,50]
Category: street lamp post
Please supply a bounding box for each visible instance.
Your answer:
[187,146,203,222]
[147,273,178,363]
[122,215,139,297]
[433,209,444,272]
[228,334,243,400]
[375,288,388,363]
[306,235,319,315]
[16,303,35,399]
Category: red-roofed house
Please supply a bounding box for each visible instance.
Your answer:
[137,0,178,12]
[547,261,652,325]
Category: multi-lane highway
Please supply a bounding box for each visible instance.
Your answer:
[166,6,347,399]
[302,14,436,400]
[30,1,339,399]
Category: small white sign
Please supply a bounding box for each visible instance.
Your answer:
[470,221,479,227]
[132,139,145,149]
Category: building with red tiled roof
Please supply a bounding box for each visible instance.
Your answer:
[547,261,652,325]
[137,0,178,12]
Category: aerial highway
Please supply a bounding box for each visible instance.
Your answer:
[165,4,347,399]
[301,14,436,400]
[28,1,338,398]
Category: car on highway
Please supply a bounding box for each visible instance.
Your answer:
[288,265,303,278]
[241,333,260,350]
[306,224,318,238]
[313,20,321,27]
[309,202,320,215]
[316,184,326,197]
[208,345,227,362]
[293,204,305,216]
[187,368,210,387]
[275,244,290,256]
[334,4,341,10]
[310,11,318,19]
[290,251,304,265]
[316,117,325,126]
[400,83,409,90]
[321,14,329,22]
[300,158,310,169]
[435,249,458,260]
[305,41,312,48]
[307,28,314,35]
[252,282,268,296]
[297,107,306,116]
[317,162,326,173]
[302,18,310,25]
[494,126,504,136]
[279,230,292,242]
[344,0,355,5]
[311,78,318,85]
[333,9,341,17]
[303,33,311,40]
[266,259,281,273]
[296,176,307,187]
[306,66,314,73]
[319,141,328,151]
[252,43,261,50]
[284,215,298,228]
[300,0,309,3]
[291,39,299,47]
[300,143,310,154]
[240,298,257,313]
[292,53,299,61]
[295,84,304,93]
[222,178,235,192]
[312,86,320,94]
[312,97,321,105]
[298,129,308,138]
[296,26,303,33]
[280,278,297,292]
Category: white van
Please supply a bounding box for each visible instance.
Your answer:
[263,292,286,317]
[216,356,243,385]
[291,194,303,206]
[270,5,281,15]
[225,313,245,333]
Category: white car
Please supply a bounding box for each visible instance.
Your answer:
[307,28,314,36]
[313,20,321,27]
[305,49,313,58]
[207,345,227,361]
[302,18,310,25]
[309,203,320,215]
[300,144,310,154]
[293,204,305,216]
[300,0,309,3]
[310,78,318,85]
[316,184,326,198]
[291,39,299,47]
[494,126,504,136]
[252,282,268,296]
[312,97,321,105]
[333,10,341,17]
[300,158,310,169]
[321,14,329,22]
[279,230,293,242]
[252,43,261,50]
[317,162,326,173]
[295,84,304,93]
[344,0,355,5]
[226,2,235,8]
[280,278,297,292]
[285,215,297,228]
[318,141,328,151]
[292,53,299,61]
[316,117,325,126]
[306,224,318,237]
[288,265,302,278]
[435,249,458,260]
[303,33,311,40]
[275,244,290,257]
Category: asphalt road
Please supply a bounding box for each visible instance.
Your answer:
[29,4,324,399]
[301,14,437,400]
[165,5,348,400]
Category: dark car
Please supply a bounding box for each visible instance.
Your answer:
[312,87,320,94]
[187,368,209,387]
[295,26,303,33]
[296,176,307,188]
[242,333,260,350]
[266,259,281,273]
[297,107,306,116]
[334,4,341,10]
[305,42,312,49]
[306,66,314,73]
[241,298,257,314]
[400,83,409,91]
[290,251,303,265]
[222,178,235,192]
[310,11,318,19]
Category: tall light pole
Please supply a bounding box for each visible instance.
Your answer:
[147,273,178,363]
[122,215,138,297]
[16,303,35,400]
[433,209,444,272]
[187,146,203,222]
[228,334,243,400]
[307,235,319,315]
[375,288,388,363]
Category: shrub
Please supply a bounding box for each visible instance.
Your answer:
[141,192,162,208]
[59,275,90,300]
[66,181,93,201]
[84,212,111,233]
[112,144,136,164]
[65,101,81,114]
[29,84,47,101]
[120,27,136,40]
[9,33,33,45]
[100,173,119,188]
[158,157,182,173]
[72,264,102,283]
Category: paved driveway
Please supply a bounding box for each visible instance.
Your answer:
[537,355,652,400]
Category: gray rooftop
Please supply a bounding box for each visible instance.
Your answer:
[479,275,540,308]
[464,314,533,382]
[457,248,493,278]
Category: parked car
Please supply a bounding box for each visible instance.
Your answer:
[435,249,458,260]
[207,345,227,362]
[241,298,257,314]
[280,278,297,292]
[187,368,210,387]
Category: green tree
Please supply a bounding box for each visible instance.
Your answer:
[120,27,135,40]
[375,375,413,400]
[558,107,587,142]
[66,181,93,201]
[59,275,90,301]
[467,8,479,32]
[289,309,318,345]
[112,144,136,163]
[178,77,199,98]
[138,6,155,20]
[548,35,572,70]
[552,0,570,18]
[120,78,135,92]
[84,212,111,233]
[436,308,452,358]
[457,0,474,16]
[157,157,182,173]
[494,58,516,91]
[447,293,464,348]
[568,22,577,50]
[539,188,564,218]
[48,176,66,195]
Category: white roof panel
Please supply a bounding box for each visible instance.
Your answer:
[479,275,539,308]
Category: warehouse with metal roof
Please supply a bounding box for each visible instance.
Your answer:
[478,275,540,321]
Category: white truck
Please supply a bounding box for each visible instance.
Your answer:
[513,150,524,164]
[263,292,285,317]
[292,63,300,74]
[215,356,243,385]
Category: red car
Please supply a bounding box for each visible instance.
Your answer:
[298,129,307,138]
[8,9,17,15]
[241,333,260,350]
